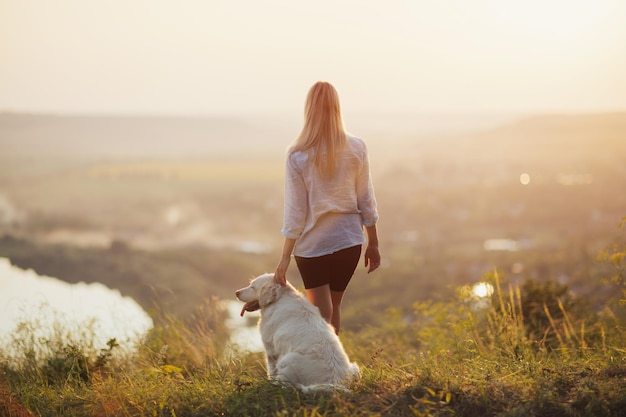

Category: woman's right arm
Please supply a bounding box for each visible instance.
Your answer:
[356,141,379,229]
[364,224,380,273]
[356,141,380,272]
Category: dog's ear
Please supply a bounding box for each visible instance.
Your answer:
[259,281,281,307]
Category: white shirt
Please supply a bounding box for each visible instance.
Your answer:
[281,135,379,257]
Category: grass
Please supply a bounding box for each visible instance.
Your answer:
[1,271,626,417]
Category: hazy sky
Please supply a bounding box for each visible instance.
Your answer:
[1,0,625,116]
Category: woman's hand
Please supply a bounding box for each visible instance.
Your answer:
[364,224,380,273]
[274,256,290,286]
[364,244,380,273]
[274,237,296,286]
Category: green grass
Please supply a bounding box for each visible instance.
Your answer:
[2,270,626,417]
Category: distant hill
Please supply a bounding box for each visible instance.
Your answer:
[2,111,625,169]
[0,113,294,161]
[446,113,626,164]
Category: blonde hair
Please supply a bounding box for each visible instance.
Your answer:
[290,81,347,177]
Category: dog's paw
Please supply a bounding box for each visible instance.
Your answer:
[240,300,260,317]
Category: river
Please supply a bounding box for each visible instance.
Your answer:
[0,257,263,358]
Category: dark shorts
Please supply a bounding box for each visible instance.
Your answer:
[294,245,362,292]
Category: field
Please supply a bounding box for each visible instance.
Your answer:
[1,112,626,415]
[1,270,625,416]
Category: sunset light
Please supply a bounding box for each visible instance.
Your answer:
[1,0,626,414]
[1,0,624,115]
[472,282,495,298]
[489,0,606,39]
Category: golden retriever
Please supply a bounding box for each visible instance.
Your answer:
[236,273,359,392]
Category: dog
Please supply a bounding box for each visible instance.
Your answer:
[235,273,360,392]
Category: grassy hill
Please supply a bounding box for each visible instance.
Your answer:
[1,270,625,416]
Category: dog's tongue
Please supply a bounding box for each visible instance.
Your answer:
[240,301,260,317]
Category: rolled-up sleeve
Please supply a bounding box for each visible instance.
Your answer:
[281,154,308,239]
[356,145,378,227]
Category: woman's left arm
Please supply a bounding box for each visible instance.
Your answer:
[274,237,296,285]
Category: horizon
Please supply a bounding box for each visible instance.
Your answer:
[3,109,626,142]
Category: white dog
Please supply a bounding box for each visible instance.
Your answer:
[235,273,360,392]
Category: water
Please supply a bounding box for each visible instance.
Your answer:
[224,299,264,353]
[0,257,153,355]
[483,238,535,252]
[0,257,264,358]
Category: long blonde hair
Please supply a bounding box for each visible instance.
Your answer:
[290,81,347,177]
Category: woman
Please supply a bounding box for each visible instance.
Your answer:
[274,81,380,334]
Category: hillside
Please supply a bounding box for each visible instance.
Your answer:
[0,112,625,326]
[441,112,626,164]
[0,113,298,162]
[3,111,625,165]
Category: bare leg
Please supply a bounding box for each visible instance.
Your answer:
[330,290,345,334]
[305,285,332,324]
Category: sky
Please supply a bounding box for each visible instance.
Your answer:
[1,0,625,117]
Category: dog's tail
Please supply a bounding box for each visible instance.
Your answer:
[298,364,360,393]
[349,362,360,379]
[297,383,349,394]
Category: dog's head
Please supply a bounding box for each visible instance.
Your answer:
[235,273,284,317]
